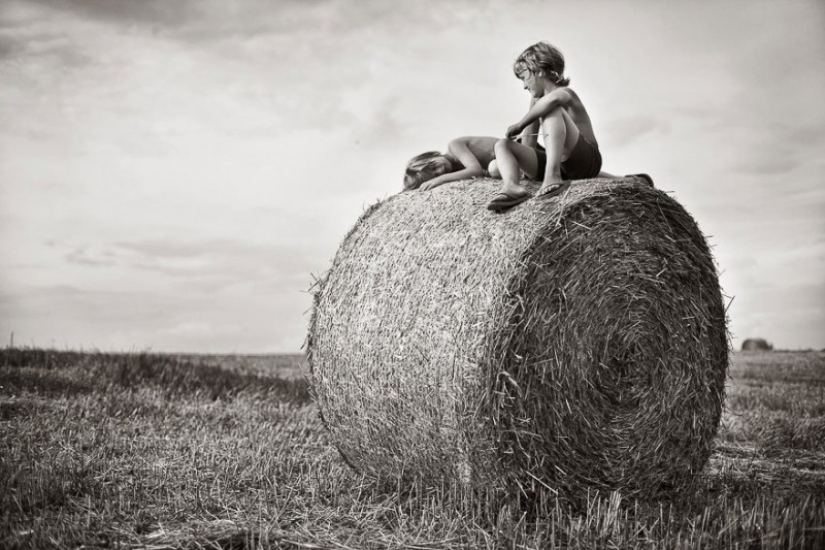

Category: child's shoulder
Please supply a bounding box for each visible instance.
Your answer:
[558,86,586,106]
[559,86,580,99]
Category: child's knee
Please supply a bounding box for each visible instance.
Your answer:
[487,160,501,178]
[494,138,514,154]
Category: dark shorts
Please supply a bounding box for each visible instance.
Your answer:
[533,137,602,181]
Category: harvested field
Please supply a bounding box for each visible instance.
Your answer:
[0,348,823,549]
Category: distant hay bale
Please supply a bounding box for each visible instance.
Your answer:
[307,177,729,498]
[741,338,773,351]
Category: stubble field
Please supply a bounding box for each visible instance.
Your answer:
[1,348,823,549]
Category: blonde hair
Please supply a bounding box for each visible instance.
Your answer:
[403,151,460,190]
[513,42,570,86]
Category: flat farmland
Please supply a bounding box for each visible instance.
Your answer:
[1,349,823,549]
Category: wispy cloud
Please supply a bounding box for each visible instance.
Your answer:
[27,0,194,27]
[62,238,318,288]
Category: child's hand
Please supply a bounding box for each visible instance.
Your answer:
[505,123,524,140]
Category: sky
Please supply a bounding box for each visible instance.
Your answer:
[1,0,823,353]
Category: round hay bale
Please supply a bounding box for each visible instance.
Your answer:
[741,338,773,351]
[308,176,729,498]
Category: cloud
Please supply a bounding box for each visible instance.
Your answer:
[601,116,671,150]
[351,93,413,149]
[0,268,313,353]
[61,238,319,289]
[26,0,194,28]
[65,247,116,267]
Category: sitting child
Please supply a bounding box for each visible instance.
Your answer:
[403,135,545,191]
[488,42,606,211]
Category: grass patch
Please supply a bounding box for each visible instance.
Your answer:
[1,348,309,404]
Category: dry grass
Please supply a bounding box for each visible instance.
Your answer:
[309,177,728,498]
[1,347,823,549]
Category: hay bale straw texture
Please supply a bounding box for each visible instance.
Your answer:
[308,176,728,498]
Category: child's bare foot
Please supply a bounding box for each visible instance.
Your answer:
[487,182,532,212]
[536,179,570,198]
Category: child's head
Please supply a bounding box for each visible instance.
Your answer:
[403,151,459,190]
[513,42,570,86]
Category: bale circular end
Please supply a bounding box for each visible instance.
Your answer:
[308,177,729,498]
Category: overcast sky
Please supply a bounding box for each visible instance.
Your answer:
[1,0,823,353]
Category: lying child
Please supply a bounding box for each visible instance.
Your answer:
[403,135,545,191]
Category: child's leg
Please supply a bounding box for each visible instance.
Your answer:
[539,108,580,192]
[492,139,541,197]
[487,140,545,210]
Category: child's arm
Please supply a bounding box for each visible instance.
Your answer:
[518,98,540,148]
[506,88,574,139]
[419,138,485,191]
